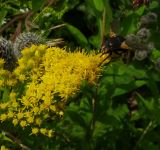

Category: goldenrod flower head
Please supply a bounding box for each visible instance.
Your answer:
[31,127,39,135]
[6,79,17,86]
[0,80,4,88]
[0,103,9,109]
[12,118,18,126]
[17,112,24,120]
[47,129,54,138]
[0,114,7,122]
[27,116,34,123]
[9,92,17,100]
[11,101,19,108]
[7,111,14,118]
[40,128,47,135]
[35,117,42,126]
[18,74,26,81]
[0,44,111,137]
[59,111,64,117]
[20,120,27,128]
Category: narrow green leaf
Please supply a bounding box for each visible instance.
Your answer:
[137,93,154,111]
[105,0,113,22]
[66,24,88,47]
[134,5,145,16]
[93,0,104,11]
[67,110,88,129]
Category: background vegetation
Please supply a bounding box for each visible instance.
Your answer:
[0,0,160,149]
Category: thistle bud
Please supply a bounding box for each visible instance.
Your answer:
[139,12,157,27]
[13,32,44,59]
[136,28,151,42]
[134,49,148,61]
[0,37,15,70]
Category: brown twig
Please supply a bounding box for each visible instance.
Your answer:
[10,20,22,41]
[0,11,31,33]
[25,11,34,31]
[49,23,66,30]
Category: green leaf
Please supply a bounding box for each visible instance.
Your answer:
[107,104,129,120]
[136,93,154,111]
[0,133,13,143]
[67,110,88,129]
[66,24,89,47]
[105,0,113,22]
[149,1,159,9]
[0,8,7,27]
[150,49,160,61]
[113,80,146,97]
[32,0,45,12]
[121,12,138,35]
[134,5,145,16]
[89,35,101,49]
[93,0,104,11]
[93,121,107,138]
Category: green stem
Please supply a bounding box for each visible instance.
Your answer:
[134,121,153,150]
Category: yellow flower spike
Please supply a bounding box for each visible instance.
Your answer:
[21,97,30,108]
[20,120,27,128]
[0,80,4,88]
[0,44,111,136]
[59,111,64,117]
[47,129,54,138]
[12,118,18,126]
[27,59,35,68]
[50,105,56,111]
[0,103,9,109]
[13,68,22,76]
[6,79,17,87]
[18,74,26,81]
[17,112,24,120]
[7,111,14,118]
[32,106,40,114]
[35,50,40,57]
[40,128,47,135]
[12,101,19,108]
[31,127,39,135]
[27,116,34,124]
[35,118,42,126]
[0,114,7,122]
[10,92,17,100]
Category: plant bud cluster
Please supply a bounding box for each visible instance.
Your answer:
[125,12,157,61]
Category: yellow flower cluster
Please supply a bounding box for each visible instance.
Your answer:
[0,45,110,137]
[0,145,9,150]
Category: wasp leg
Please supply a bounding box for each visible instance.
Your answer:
[98,51,112,67]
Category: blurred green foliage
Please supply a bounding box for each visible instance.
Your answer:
[0,0,160,149]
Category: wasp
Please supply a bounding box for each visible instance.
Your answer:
[133,0,150,8]
[100,29,130,64]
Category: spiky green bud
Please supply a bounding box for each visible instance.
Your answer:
[0,37,16,70]
[13,32,44,59]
